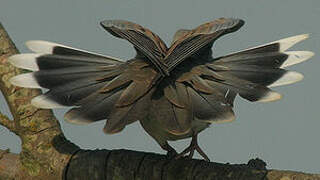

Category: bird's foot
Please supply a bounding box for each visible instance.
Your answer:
[175,134,210,162]
[166,149,178,160]
[161,142,178,160]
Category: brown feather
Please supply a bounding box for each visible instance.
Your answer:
[103,105,133,134]
[164,82,185,108]
[116,81,149,107]
[150,88,191,135]
[99,73,132,93]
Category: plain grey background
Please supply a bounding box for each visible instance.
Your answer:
[1,0,319,173]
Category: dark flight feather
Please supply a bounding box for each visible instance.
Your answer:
[64,90,123,124]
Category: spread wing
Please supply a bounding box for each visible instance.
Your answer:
[100,20,169,76]
[210,34,313,88]
[165,18,244,72]
[149,34,313,135]
[9,41,160,134]
[9,20,313,138]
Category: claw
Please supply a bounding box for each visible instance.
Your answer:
[160,141,178,160]
[166,149,178,160]
[176,134,210,162]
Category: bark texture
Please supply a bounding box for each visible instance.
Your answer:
[0,22,319,180]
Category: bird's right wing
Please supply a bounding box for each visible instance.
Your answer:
[9,40,159,134]
[151,34,313,134]
[100,20,169,76]
[211,34,313,88]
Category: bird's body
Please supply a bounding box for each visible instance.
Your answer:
[9,18,314,161]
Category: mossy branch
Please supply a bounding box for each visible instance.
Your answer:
[0,113,15,132]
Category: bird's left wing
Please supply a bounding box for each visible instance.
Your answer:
[165,18,244,72]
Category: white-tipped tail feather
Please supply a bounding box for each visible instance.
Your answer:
[210,110,236,124]
[26,41,57,54]
[257,34,309,52]
[225,34,310,56]
[31,95,69,109]
[268,71,304,87]
[281,51,314,68]
[9,73,41,88]
[277,34,309,52]
[25,40,123,61]
[257,91,282,103]
[8,53,42,71]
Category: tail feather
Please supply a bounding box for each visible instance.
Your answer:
[10,66,118,89]
[8,53,42,71]
[226,34,309,56]
[25,40,123,63]
[281,51,314,68]
[211,34,313,89]
[9,41,127,125]
[32,79,107,108]
[64,90,123,124]
[187,86,235,123]
[215,51,313,69]
[268,71,304,88]
[10,73,41,88]
[9,53,120,72]
[209,73,282,102]
[213,64,303,87]
[215,52,288,68]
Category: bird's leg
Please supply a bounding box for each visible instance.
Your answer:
[176,134,210,162]
[160,141,177,159]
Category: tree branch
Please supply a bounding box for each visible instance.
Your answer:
[65,149,320,180]
[0,149,21,179]
[0,22,319,180]
[0,112,15,132]
[0,22,79,179]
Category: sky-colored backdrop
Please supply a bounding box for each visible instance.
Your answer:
[1,0,319,173]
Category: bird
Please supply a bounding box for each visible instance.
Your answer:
[8,18,314,161]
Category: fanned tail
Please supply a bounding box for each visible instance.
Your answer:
[9,40,124,108]
[9,40,159,134]
[165,34,313,128]
[211,34,314,88]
